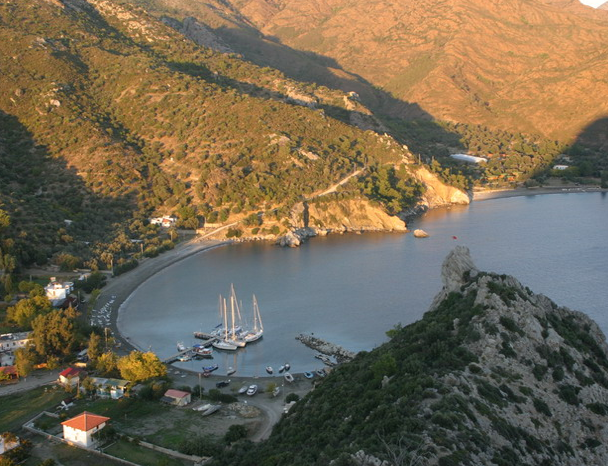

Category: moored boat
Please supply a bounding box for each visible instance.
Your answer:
[266,366,274,374]
[246,384,258,396]
[203,364,219,372]
[304,371,314,379]
[284,363,290,371]
[227,366,236,376]
[284,372,294,383]
[278,365,285,373]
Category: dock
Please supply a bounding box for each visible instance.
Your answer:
[162,348,193,364]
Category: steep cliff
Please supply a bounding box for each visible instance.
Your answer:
[219,247,608,466]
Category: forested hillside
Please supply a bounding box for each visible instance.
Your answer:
[0,0,462,296]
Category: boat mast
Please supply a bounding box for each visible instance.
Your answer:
[253,294,263,332]
[230,292,236,341]
[223,297,228,341]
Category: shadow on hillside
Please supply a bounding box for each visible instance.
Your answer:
[0,110,135,268]
[160,15,466,158]
[573,117,608,151]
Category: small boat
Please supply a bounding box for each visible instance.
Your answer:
[316,369,326,378]
[246,384,258,396]
[304,371,314,379]
[284,363,290,371]
[272,386,281,397]
[284,372,294,383]
[227,367,236,376]
[278,365,285,373]
[238,385,248,395]
[201,405,221,416]
[177,342,187,352]
[177,354,191,362]
[266,366,274,374]
[203,364,219,372]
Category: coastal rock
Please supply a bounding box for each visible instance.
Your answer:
[413,229,429,238]
[296,333,356,363]
[431,246,479,308]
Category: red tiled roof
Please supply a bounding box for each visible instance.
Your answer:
[59,367,83,378]
[164,389,190,399]
[0,366,17,376]
[61,412,109,431]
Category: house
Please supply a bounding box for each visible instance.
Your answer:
[45,278,74,305]
[161,389,191,406]
[59,367,87,387]
[0,366,18,380]
[0,333,30,352]
[553,164,570,170]
[149,216,177,228]
[88,377,130,399]
[61,412,110,448]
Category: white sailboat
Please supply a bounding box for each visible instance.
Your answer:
[228,290,246,348]
[243,294,264,343]
[212,296,238,351]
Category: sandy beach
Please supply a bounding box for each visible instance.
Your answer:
[98,238,230,355]
[473,185,606,201]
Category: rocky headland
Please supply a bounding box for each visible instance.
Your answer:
[227,246,608,466]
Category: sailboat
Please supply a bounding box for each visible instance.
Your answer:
[212,296,238,351]
[228,288,246,348]
[242,294,264,343]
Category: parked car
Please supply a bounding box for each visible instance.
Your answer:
[216,380,230,388]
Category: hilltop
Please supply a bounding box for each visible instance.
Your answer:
[143,0,608,141]
[215,247,608,465]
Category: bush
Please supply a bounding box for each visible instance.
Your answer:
[224,424,248,444]
[285,393,300,403]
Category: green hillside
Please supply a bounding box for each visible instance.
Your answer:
[0,0,429,291]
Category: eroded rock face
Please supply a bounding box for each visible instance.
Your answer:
[431,245,478,308]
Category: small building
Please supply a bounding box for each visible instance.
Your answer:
[149,216,177,228]
[89,377,130,399]
[552,164,570,170]
[0,333,30,352]
[161,389,191,406]
[59,367,87,387]
[0,366,18,380]
[45,278,74,305]
[61,412,110,448]
[450,153,488,164]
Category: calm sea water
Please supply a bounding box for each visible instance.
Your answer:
[118,192,608,376]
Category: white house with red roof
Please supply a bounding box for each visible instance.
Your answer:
[61,412,110,448]
[58,367,87,387]
[161,388,191,406]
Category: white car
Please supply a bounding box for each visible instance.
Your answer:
[246,384,258,396]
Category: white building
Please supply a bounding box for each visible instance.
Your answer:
[0,333,30,353]
[450,153,488,164]
[61,412,110,448]
[552,164,570,170]
[149,216,177,228]
[45,278,74,304]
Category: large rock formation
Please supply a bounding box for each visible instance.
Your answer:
[230,248,608,466]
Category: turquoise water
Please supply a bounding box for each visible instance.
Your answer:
[118,192,608,376]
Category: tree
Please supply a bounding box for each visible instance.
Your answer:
[7,296,53,329]
[96,351,119,377]
[14,347,35,378]
[88,333,102,361]
[31,310,76,358]
[117,351,166,382]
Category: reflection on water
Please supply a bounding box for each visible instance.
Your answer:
[119,193,608,376]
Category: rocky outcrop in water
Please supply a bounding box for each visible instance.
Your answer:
[296,333,356,363]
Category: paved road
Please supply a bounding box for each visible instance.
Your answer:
[0,369,61,397]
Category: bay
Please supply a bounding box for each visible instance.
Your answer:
[118,192,608,376]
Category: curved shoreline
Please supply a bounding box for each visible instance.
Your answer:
[101,238,231,355]
[107,187,606,357]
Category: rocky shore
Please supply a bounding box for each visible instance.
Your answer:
[296,333,356,363]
